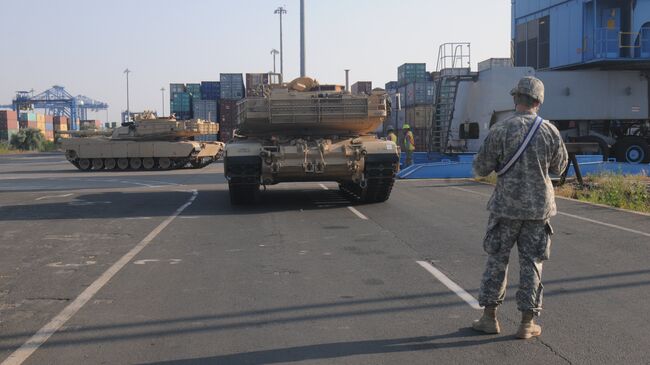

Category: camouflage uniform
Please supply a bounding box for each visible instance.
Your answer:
[473,109,568,314]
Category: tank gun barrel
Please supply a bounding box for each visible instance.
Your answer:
[57,130,113,137]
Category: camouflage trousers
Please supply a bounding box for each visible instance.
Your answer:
[478,214,554,314]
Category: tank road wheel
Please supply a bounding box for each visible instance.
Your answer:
[104,158,117,170]
[78,158,92,171]
[129,158,142,170]
[158,157,172,170]
[92,158,104,170]
[142,157,155,170]
[117,158,129,170]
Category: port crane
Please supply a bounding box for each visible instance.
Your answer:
[9,85,108,130]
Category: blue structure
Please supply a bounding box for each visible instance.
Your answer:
[512,0,650,70]
[11,86,108,130]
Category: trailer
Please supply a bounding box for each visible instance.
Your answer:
[438,59,650,163]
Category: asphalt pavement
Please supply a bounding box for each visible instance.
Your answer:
[0,153,649,365]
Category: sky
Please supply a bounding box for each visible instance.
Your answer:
[0,0,511,123]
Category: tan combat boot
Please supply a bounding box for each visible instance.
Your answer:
[472,305,500,334]
[516,311,542,339]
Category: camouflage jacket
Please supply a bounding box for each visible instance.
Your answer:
[473,111,568,220]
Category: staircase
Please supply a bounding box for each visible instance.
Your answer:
[428,43,474,153]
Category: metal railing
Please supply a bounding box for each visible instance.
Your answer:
[593,27,650,59]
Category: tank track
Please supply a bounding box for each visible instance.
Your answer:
[226,157,261,204]
[67,156,214,171]
[340,159,397,203]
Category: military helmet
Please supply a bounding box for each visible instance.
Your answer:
[387,126,394,132]
[510,76,544,104]
[402,123,411,130]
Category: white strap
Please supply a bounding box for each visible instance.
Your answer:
[496,116,544,176]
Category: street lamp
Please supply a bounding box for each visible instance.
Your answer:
[160,87,165,117]
[123,68,131,122]
[270,49,279,73]
[274,6,287,82]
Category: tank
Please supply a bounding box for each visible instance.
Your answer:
[224,77,400,204]
[60,113,224,171]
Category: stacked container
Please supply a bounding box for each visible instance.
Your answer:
[44,115,54,141]
[19,112,38,129]
[220,74,245,100]
[186,83,201,102]
[351,81,373,95]
[0,110,19,141]
[193,100,219,122]
[219,99,239,141]
[171,92,192,120]
[53,116,69,132]
[200,81,221,101]
[398,63,427,85]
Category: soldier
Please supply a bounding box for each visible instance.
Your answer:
[386,126,398,144]
[402,124,415,166]
[471,76,568,339]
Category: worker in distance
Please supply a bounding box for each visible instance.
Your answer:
[471,76,568,339]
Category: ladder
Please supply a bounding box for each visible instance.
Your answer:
[428,43,473,152]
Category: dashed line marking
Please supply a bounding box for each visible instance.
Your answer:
[417,261,481,310]
[1,190,198,365]
[35,193,73,201]
[318,184,329,190]
[347,206,369,220]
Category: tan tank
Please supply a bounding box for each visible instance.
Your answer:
[225,77,400,204]
[60,114,224,171]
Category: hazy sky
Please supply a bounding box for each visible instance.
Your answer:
[0,0,511,122]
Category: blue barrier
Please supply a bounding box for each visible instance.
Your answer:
[397,154,649,179]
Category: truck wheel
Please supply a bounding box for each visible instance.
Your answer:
[574,136,610,161]
[614,137,650,164]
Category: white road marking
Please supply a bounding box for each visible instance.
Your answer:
[35,193,73,201]
[417,261,481,310]
[46,261,96,268]
[347,206,369,220]
[133,259,160,265]
[317,183,368,220]
[1,189,198,365]
[450,186,650,238]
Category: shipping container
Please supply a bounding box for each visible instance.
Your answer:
[170,83,186,94]
[19,112,37,122]
[404,81,434,106]
[405,105,433,129]
[186,83,201,101]
[220,73,245,100]
[351,81,373,95]
[200,81,221,100]
[385,81,398,92]
[193,100,219,122]
[53,116,69,131]
[398,63,427,85]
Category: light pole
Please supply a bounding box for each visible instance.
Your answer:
[300,0,305,77]
[270,49,279,73]
[160,87,165,117]
[123,68,131,122]
[274,6,287,82]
